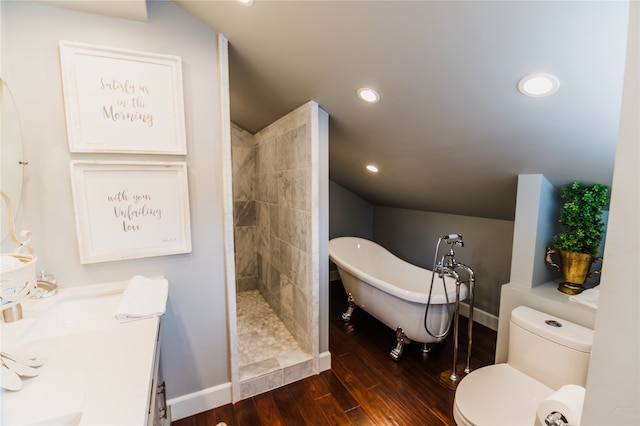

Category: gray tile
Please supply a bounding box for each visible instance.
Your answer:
[240,370,283,399]
[234,201,256,227]
[239,357,281,381]
[283,359,313,385]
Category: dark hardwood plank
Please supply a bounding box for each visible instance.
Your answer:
[234,398,262,425]
[345,406,377,425]
[317,370,360,412]
[270,381,312,425]
[315,394,355,425]
[303,372,332,400]
[252,392,283,426]
[287,379,332,425]
[172,281,497,425]
[211,403,238,425]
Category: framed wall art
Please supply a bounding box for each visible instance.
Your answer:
[69,161,192,264]
[59,41,187,154]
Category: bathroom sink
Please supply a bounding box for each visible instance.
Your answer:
[19,292,121,343]
[2,280,161,426]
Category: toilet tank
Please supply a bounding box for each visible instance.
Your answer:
[508,306,594,390]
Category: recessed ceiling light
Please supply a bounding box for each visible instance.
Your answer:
[366,164,379,173]
[357,88,380,103]
[517,73,560,97]
[238,0,254,6]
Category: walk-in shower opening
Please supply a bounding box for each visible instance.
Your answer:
[236,290,311,372]
[230,112,318,398]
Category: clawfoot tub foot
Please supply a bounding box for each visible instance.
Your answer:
[390,327,411,361]
[341,293,357,321]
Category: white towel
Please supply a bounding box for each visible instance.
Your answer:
[568,288,599,310]
[114,275,169,322]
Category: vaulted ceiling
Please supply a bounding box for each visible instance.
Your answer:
[48,0,628,220]
[172,1,629,221]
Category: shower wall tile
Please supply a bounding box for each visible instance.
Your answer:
[269,265,280,294]
[232,124,257,292]
[232,144,255,176]
[279,206,293,244]
[279,240,293,280]
[275,130,291,171]
[292,209,310,253]
[293,169,310,212]
[280,275,293,324]
[257,201,270,232]
[292,125,310,167]
[291,248,307,290]
[245,104,315,354]
[234,201,256,227]
[255,174,265,202]
[234,227,256,277]
[269,204,279,239]
[232,122,255,147]
[270,238,281,274]
[237,277,257,292]
[233,173,254,202]
[232,123,256,170]
[256,138,277,174]
[257,252,263,283]
[279,170,293,208]
[265,173,278,204]
[256,202,270,256]
[255,143,265,174]
[293,286,309,333]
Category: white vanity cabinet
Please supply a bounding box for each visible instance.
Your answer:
[148,324,170,426]
[1,281,170,425]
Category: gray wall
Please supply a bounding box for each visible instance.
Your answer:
[373,207,513,317]
[328,180,512,317]
[509,174,562,287]
[329,180,373,240]
[2,1,228,401]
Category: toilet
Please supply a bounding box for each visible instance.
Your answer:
[453,306,594,426]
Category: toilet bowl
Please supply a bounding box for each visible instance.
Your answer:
[453,306,593,426]
[453,364,553,426]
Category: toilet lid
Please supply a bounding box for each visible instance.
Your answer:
[454,364,554,426]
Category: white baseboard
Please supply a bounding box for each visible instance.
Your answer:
[167,382,232,421]
[169,352,331,421]
[459,302,498,331]
[319,351,331,372]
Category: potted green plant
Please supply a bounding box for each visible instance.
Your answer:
[545,181,610,294]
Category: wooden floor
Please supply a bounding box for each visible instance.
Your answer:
[172,282,497,425]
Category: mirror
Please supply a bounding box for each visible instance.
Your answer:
[1,79,26,243]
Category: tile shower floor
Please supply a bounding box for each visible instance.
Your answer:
[236,290,311,382]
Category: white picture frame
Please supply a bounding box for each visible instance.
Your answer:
[69,161,192,264]
[59,41,187,154]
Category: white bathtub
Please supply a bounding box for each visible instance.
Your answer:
[329,237,468,355]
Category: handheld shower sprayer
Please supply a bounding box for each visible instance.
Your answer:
[441,234,464,247]
[436,234,464,277]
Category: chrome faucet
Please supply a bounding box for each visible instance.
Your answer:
[428,233,477,381]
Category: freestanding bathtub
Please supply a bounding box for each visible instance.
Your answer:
[328,237,468,360]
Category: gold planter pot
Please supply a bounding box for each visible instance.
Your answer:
[545,248,602,295]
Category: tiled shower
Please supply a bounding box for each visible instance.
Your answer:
[231,104,318,397]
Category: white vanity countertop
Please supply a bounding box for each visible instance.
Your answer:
[1,280,160,425]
